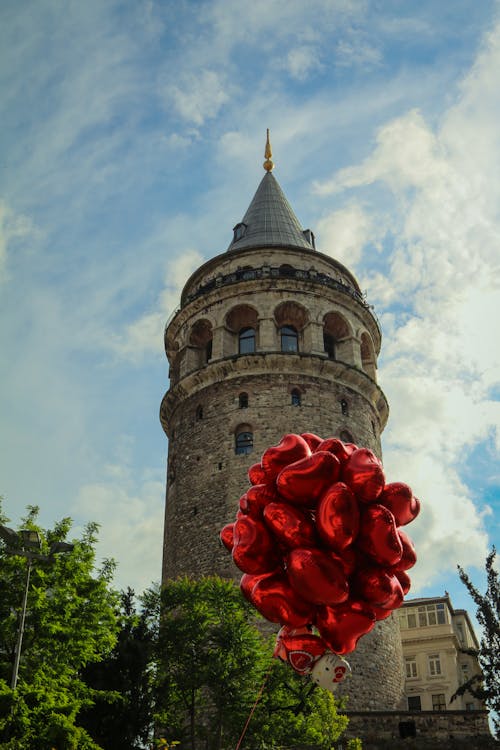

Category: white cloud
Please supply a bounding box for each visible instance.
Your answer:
[166,70,231,126]
[286,46,322,81]
[0,201,34,282]
[114,248,204,358]
[316,202,382,266]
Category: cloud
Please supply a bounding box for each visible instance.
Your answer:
[0,201,35,282]
[285,46,323,81]
[165,70,231,126]
[316,202,382,266]
[114,248,204,358]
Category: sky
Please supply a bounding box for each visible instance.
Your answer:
[0,0,499,621]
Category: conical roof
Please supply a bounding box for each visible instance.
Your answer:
[227,171,314,252]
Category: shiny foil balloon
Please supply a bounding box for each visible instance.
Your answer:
[263,502,317,549]
[357,504,403,567]
[315,600,376,655]
[287,547,349,606]
[342,448,385,502]
[277,451,340,507]
[274,625,327,674]
[379,482,421,526]
[250,572,314,627]
[316,482,360,552]
[232,516,280,574]
[261,433,311,481]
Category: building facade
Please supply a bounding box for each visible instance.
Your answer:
[399,594,484,712]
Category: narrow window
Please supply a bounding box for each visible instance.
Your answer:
[407,696,421,712]
[281,325,298,352]
[324,331,336,359]
[239,392,249,408]
[428,654,442,676]
[340,399,349,416]
[432,694,446,711]
[405,657,418,678]
[235,431,253,455]
[291,389,301,406]
[195,405,203,420]
[239,327,256,354]
[340,429,353,443]
[205,339,212,362]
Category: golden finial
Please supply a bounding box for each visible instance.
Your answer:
[263,128,274,172]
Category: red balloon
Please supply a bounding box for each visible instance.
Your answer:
[300,432,323,450]
[371,605,394,621]
[248,462,267,485]
[274,625,327,674]
[277,451,340,507]
[232,517,280,574]
[315,600,376,655]
[261,433,311,481]
[353,566,404,608]
[393,529,417,571]
[357,504,403,567]
[287,548,349,606]
[240,572,273,603]
[315,438,356,465]
[251,572,314,627]
[263,502,317,549]
[220,523,234,552]
[240,483,278,518]
[393,569,411,595]
[342,448,385,503]
[316,482,360,552]
[379,482,420,526]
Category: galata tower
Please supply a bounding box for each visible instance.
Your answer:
[160,133,404,711]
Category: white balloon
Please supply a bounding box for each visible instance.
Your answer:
[310,653,351,692]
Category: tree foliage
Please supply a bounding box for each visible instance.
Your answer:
[154,576,348,750]
[455,548,500,735]
[0,504,119,749]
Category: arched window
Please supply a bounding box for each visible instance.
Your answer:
[239,327,256,354]
[340,429,353,443]
[205,339,212,362]
[235,431,253,455]
[324,332,336,359]
[340,399,349,416]
[281,325,298,352]
[239,392,249,408]
[291,389,301,406]
[196,405,203,420]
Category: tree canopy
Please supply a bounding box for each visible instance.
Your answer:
[0,504,119,749]
[455,548,500,736]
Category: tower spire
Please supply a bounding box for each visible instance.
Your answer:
[263,128,274,172]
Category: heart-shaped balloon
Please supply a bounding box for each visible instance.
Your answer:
[274,625,327,674]
[240,572,273,603]
[287,547,349,606]
[342,448,385,503]
[248,462,268,486]
[250,572,314,627]
[379,482,420,526]
[219,523,234,552]
[353,566,404,608]
[316,482,360,552]
[315,600,376,655]
[277,451,340,507]
[232,517,280,574]
[263,502,317,549]
[393,568,411,595]
[300,432,323,451]
[393,529,417,571]
[261,434,311,481]
[315,438,357,465]
[240,483,278,518]
[357,504,403,567]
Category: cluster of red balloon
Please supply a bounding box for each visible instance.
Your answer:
[220,433,420,687]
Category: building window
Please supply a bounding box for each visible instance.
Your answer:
[407,696,421,712]
[239,327,256,354]
[460,663,470,684]
[428,654,442,676]
[239,392,249,408]
[339,429,353,443]
[205,339,213,362]
[280,325,298,352]
[432,693,446,711]
[324,331,336,359]
[466,703,475,711]
[340,399,349,415]
[405,657,418,679]
[196,405,203,420]
[399,609,418,629]
[418,603,446,626]
[233,222,247,241]
[235,431,253,455]
[291,389,301,406]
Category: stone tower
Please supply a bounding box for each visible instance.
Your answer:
[160,135,404,711]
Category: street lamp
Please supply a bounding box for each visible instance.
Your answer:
[0,524,74,690]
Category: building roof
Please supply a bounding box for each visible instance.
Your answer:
[227,171,315,252]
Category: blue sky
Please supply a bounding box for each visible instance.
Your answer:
[1,0,499,622]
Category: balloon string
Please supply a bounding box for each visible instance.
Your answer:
[234,664,273,750]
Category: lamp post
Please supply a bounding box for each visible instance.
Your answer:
[0,524,74,690]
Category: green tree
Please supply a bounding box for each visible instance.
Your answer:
[154,576,348,750]
[454,548,500,736]
[78,587,157,749]
[0,504,119,749]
